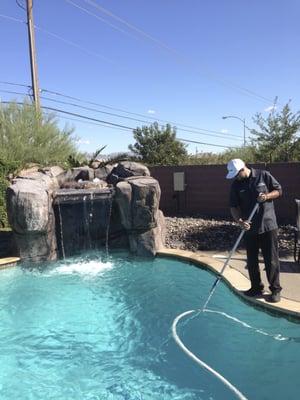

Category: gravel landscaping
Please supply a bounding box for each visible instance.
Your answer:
[165,216,295,257]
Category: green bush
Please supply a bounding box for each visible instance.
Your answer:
[0,101,79,166]
[0,160,20,228]
[0,101,80,227]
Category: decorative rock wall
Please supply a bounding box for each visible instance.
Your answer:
[6,162,165,262]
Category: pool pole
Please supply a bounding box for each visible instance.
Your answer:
[202,202,259,311]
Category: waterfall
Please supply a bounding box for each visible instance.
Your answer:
[105,193,113,257]
[57,202,66,259]
[90,192,94,249]
[54,188,115,259]
[83,194,92,250]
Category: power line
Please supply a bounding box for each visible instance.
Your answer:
[0,88,242,142]
[0,12,115,64]
[0,81,245,137]
[81,0,187,57]
[0,89,31,98]
[16,0,26,11]
[0,81,30,89]
[41,88,243,138]
[0,10,278,106]
[34,24,115,64]
[0,99,134,130]
[39,95,242,141]
[64,0,139,41]
[178,138,232,149]
[0,100,233,149]
[75,0,278,105]
[0,13,25,23]
[42,110,132,132]
[40,107,235,148]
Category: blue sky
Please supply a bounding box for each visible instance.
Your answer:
[1,0,300,155]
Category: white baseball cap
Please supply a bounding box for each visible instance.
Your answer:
[226,159,245,179]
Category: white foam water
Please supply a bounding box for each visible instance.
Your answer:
[48,259,113,278]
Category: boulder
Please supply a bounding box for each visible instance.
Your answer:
[6,178,58,261]
[107,161,150,184]
[128,177,161,230]
[42,166,65,178]
[128,212,165,256]
[63,167,94,183]
[115,177,165,256]
[14,229,57,262]
[94,165,114,181]
[119,161,150,177]
[7,179,50,233]
[115,181,132,230]
[14,170,60,193]
[17,165,40,177]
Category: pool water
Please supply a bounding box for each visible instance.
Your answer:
[0,251,299,400]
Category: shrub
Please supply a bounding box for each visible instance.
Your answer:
[0,101,79,167]
[0,101,80,227]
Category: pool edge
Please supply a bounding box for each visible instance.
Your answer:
[0,257,20,270]
[157,248,300,319]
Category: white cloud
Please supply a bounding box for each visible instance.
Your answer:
[221,129,228,133]
[76,139,90,145]
[264,105,277,113]
[147,109,156,115]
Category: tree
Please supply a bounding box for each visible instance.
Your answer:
[0,101,79,166]
[129,122,188,165]
[251,102,300,162]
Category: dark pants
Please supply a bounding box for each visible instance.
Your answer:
[244,229,282,294]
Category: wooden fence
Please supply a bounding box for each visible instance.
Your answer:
[149,162,300,224]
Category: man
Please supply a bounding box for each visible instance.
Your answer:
[226,159,282,303]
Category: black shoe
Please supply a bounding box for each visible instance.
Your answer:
[267,292,281,303]
[243,287,264,297]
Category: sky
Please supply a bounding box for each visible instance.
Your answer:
[1,0,300,155]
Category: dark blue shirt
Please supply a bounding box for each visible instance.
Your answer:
[229,168,282,234]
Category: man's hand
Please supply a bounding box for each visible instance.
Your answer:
[237,218,251,230]
[257,192,268,203]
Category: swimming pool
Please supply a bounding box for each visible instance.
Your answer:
[0,251,299,399]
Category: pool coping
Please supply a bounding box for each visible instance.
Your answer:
[157,248,300,319]
[0,257,20,269]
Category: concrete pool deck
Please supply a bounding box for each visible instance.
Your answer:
[158,248,300,319]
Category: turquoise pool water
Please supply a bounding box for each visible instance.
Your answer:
[0,251,299,400]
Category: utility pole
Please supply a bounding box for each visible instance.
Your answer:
[242,117,246,147]
[26,0,40,111]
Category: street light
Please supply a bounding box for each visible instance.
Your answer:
[222,115,246,146]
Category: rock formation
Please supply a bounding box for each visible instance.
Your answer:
[6,162,165,261]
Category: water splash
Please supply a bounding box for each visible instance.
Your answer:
[48,259,113,278]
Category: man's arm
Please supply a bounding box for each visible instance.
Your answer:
[257,190,281,203]
[230,206,251,230]
[258,171,282,203]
